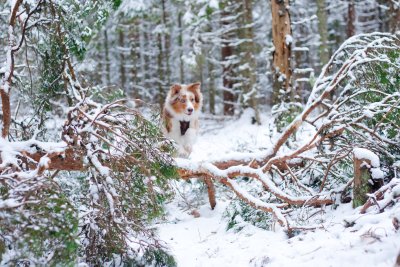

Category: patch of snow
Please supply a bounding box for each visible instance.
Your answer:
[363,109,375,118]
[285,34,293,46]
[160,112,400,267]
[208,0,219,9]
[0,199,20,209]
[371,168,384,179]
[158,199,400,267]
[183,9,195,25]
[353,147,380,167]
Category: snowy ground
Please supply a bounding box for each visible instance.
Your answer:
[157,111,400,267]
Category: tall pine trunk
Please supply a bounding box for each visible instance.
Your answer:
[347,1,356,38]
[162,0,171,87]
[157,33,164,108]
[208,59,216,115]
[119,29,126,93]
[270,0,292,105]
[388,1,400,33]
[221,5,235,116]
[178,11,184,84]
[316,0,329,67]
[104,29,111,86]
[129,20,139,98]
[240,0,260,124]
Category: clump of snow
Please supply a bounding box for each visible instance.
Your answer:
[363,109,375,118]
[371,167,384,179]
[353,147,380,167]
[208,0,219,9]
[39,156,51,169]
[117,0,148,16]
[89,183,99,203]
[183,9,195,24]
[182,52,197,68]
[285,34,293,46]
[0,199,20,209]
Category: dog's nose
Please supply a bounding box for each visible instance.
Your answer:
[187,108,193,113]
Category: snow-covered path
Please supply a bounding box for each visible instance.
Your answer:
[157,112,400,267]
[158,200,399,267]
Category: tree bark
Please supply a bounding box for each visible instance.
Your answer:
[178,11,184,84]
[240,0,260,124]
[119,29,126,92]
[388,0,400,34]
[0,90,11,138]
[104,29,111,86]
[129,20,139,98]
[157,33,164,108]
[161,0,171,87]
[157,0,170,108]
[316,0,329,67]
[1,0,23,138]
[208,59,216,114]
[270,0,292,105]
[347,1,356,38]
[221,4,235,116]
[141,23,150,89]
[203,177,216,209]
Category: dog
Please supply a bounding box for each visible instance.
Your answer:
[162,82,202,157]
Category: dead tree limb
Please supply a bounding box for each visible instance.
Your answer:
[360,178,400,214]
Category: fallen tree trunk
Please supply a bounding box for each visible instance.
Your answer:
[3,142,333,230]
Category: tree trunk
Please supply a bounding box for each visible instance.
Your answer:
[347,1,356,38]
[1,0,23,138]
[208,59,216,114]
[157,0,170,108]
[104,29,111,86]
[221,5,235,116]
[141,23,149,90]
[316,0,329,67]
[157,33,164,108]
[388,0,400,34]
[161,0,171,87]
[178,11,184,84]
[270,0,292,106]
[119,29,126,92]
[129,20,139,98]
[240,0,260,124]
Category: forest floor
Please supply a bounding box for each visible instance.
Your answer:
[157,110,400,267]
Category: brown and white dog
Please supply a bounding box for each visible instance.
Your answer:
[162,82,202,157]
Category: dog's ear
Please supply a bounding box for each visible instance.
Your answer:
[170,84,182,96]
[187,82,201,103]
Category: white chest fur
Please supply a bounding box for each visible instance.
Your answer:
[166,117,198,156]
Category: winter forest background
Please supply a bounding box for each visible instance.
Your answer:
[0,0,399,266]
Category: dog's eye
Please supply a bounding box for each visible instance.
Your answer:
[180,98,186,103]
[190,98,194,102]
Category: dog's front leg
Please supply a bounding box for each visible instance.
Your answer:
[185,128,197,145]
[178,128,197,157]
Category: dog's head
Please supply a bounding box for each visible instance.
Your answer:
[167,82,202,116]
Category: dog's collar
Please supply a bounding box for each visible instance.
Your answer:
[180,121,190,136]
